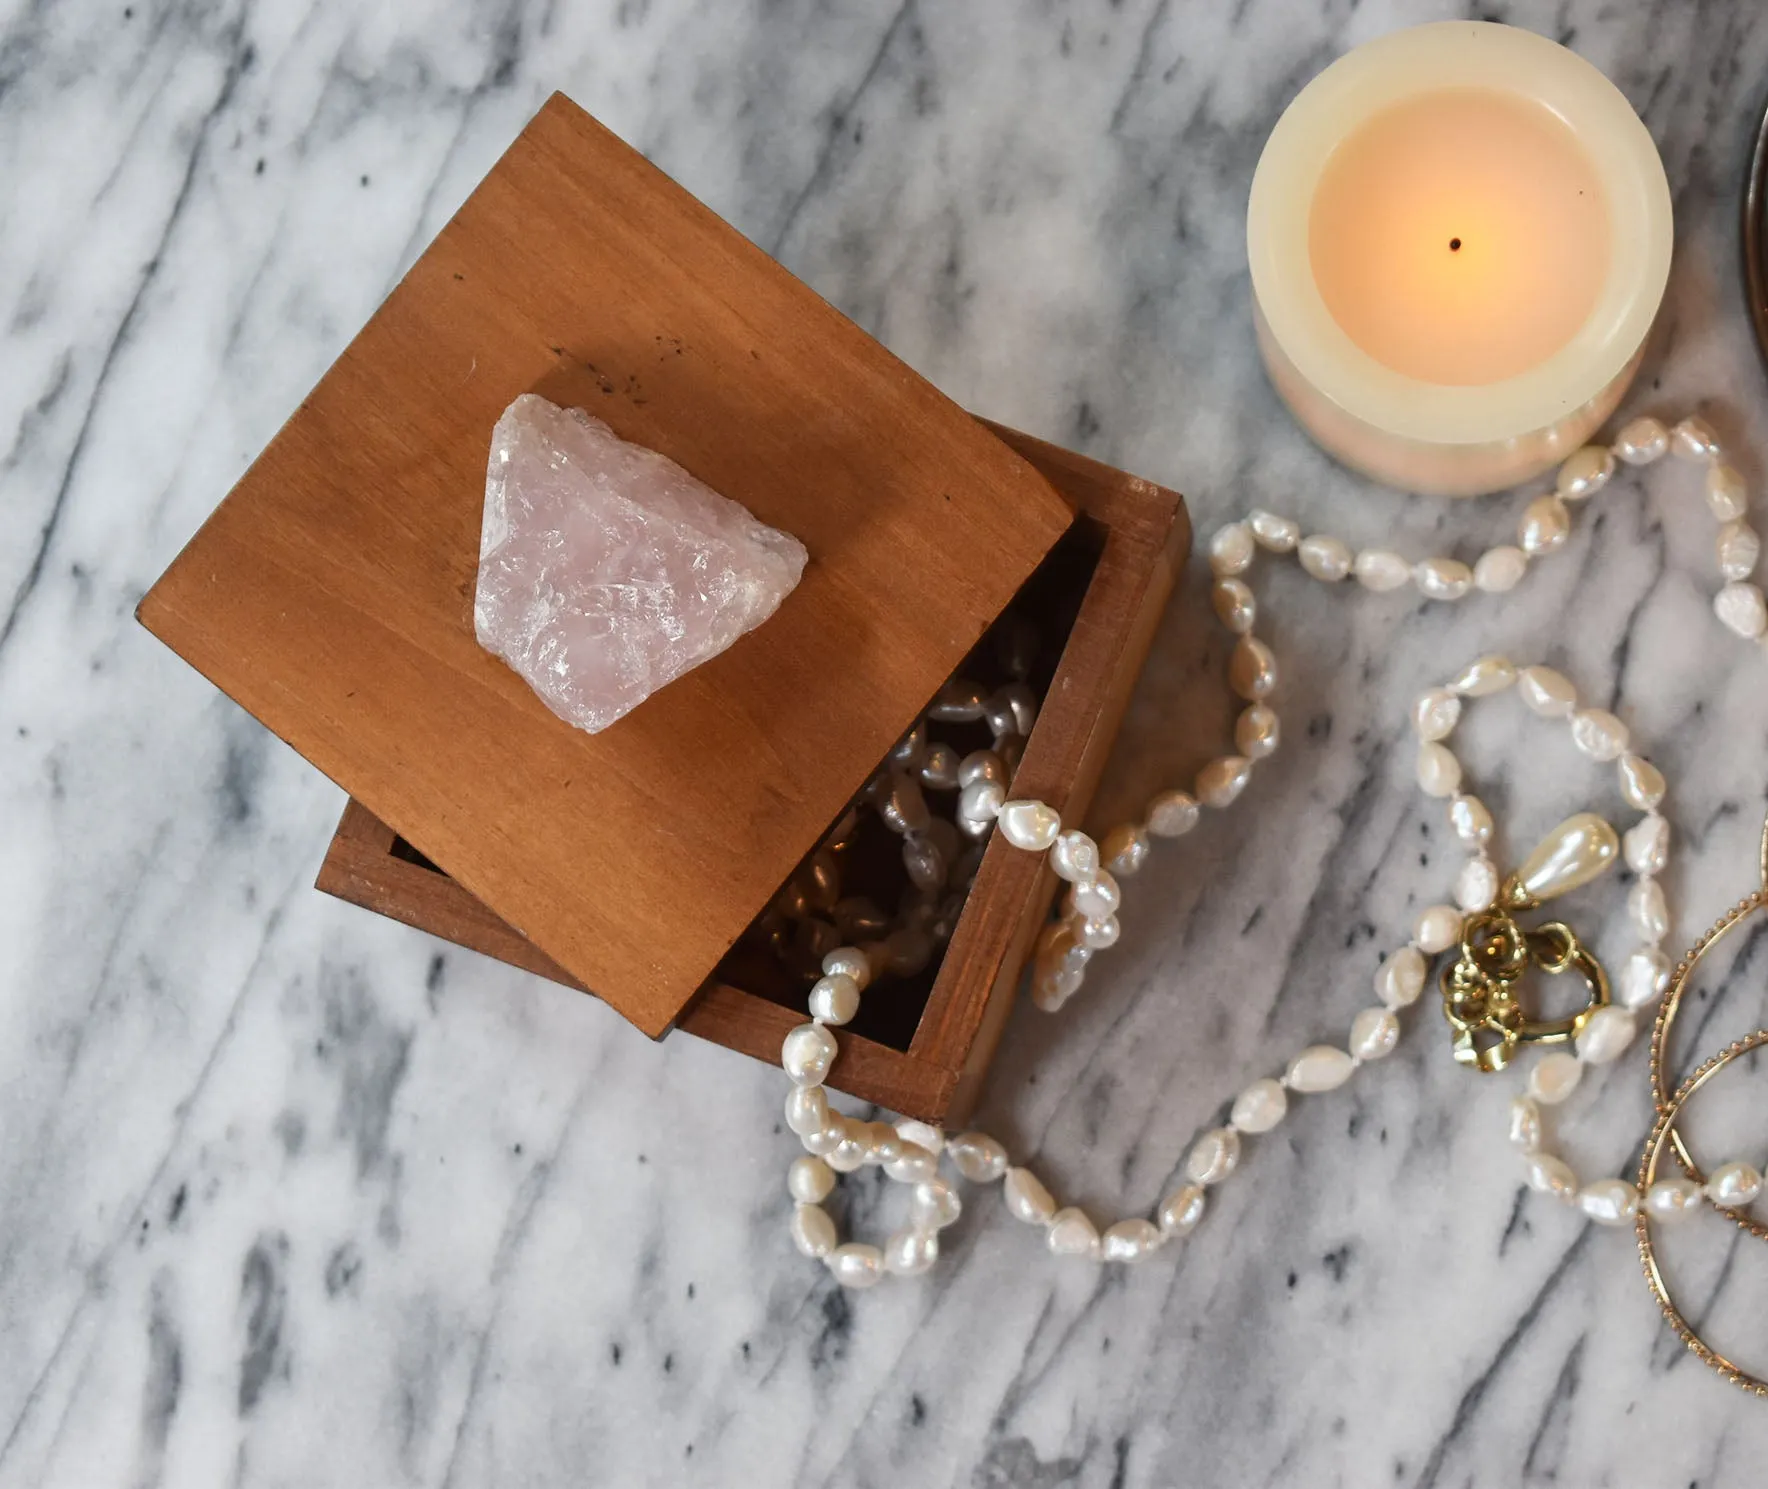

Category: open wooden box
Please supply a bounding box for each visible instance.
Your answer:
[317,422,1186,1123]
[136,94,1188,1125]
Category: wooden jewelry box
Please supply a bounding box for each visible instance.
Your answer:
[137,94,1189,1125]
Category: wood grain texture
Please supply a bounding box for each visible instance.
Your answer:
[316,426,1188,1121]
[136,93,1073,1038]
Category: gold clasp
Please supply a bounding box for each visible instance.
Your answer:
[1440,884,1610,1073]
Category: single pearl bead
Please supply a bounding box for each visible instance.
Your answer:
[1704,462,1748,521]
[1375,945,1427,1008]
[1298,534,1353,582]
[782,1023,837,1086]
[1517,665,1577,719]
[901,836,946,893]
[1708,1162,1764,1208]
[1613,415,1669,464]
[1230,1077,1288,1133]
[1031,960,1084,1012]
[996,682,1039,736]
[1234,703,1280,761]
[1449,794,1494,848]
[1101,1218,1163,1263]
[998,799,1062,851]
[1574,1005,1636,1065]
[1714,581,1768,639]
[1556,445,1615,500]
[1718,520,1761,583]
[1249,509,1300,552]
[1449,655,1517,697]
[786,1085,830,1137]
[929,680,987,722]
[884,1144,940,1185]
[828,1242,885,1288]
[1003,1167,1056,1224]
[864,1121,903,1166]
[1411,688,1462,742]
[1229,635,1280,700]
[895,1120,944,1155]
[911,1178,962,1230]
[1519,495,1571,557]
[1455,857,1499,912]
[1514,812,1619,903]
[801,1118,846,1157]
[1100,823,1152,877]
[1508,1096,1542,1154]
[885,925,933,977]
[1673,415,1722,464]
[1209,522,1256,576]
[957,779,1005,827]
[1629,879,1670,943]
[1644,1178,1704,1220]
[1473,546,1528,594]
[1617,753,1666,811]
[1617,947,1671,1009]
[1069,870,1121,921]
[1624,813,1670,876]
[1049,829,1101,884]
[826,1130,870,1173]
[1526,1154,1579,1200]
[1349,1006,1400,1061]
[1285,1045,1356,1093]
[789,1155,837,1204]
[1146,789,1201,838]
[1158,1185,1207,1237]
[883,1228,939,1276]
[1415,905,1464,955]
[1417,742,1462,798]
[791,1203,838,1258]
[947,1132,1009,1183]
[1184,1127,1242,1185]
[1413,557,1473,601]
[1075,914,1120,950]
[1196,756,1252,809]
[920,743,961,790]
[1579,1178,1640,1225]
[809,972,861,1025]
[1527,1052,1583,1105]
[958,749,1007,789]
[881,773,931,834]
[1355,549,1412,591]
[822,947,871,988]
[1047,1208,1101,1258]
[1212,577,1257,634]
[1570,708,1630,762]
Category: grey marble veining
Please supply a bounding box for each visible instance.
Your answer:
[5,1,1768,1484]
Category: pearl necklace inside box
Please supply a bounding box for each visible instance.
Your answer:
[136,95,1190,1125]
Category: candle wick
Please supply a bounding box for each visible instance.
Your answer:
[1449,237,1462,252]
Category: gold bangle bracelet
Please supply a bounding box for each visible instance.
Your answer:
[1637,1027,1768,1396]
[1647,815,1768,1243]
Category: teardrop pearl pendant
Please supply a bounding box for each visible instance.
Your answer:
[1504,812,1621,909]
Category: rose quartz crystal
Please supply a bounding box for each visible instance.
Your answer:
[475,394,807,733]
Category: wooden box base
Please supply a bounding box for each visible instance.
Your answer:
[317,421,1186,1123]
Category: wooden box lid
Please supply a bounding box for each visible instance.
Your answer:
[137,94,1073,1038]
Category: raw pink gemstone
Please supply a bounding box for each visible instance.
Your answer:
[475,394,807,733]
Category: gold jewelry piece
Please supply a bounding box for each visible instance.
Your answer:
[1648,815,1768,1241]
[1637,1027,1768,1397]
[1442,874,1609,1073]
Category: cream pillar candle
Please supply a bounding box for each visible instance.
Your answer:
[1247,22,1672,497]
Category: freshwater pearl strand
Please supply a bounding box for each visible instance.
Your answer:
[779,411,1760,1286]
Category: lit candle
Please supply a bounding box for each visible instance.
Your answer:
[1247,22,1672,497]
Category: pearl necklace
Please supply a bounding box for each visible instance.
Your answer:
[778,413,1767,1288]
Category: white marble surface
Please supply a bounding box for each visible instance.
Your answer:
[6,1,1768,1484]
